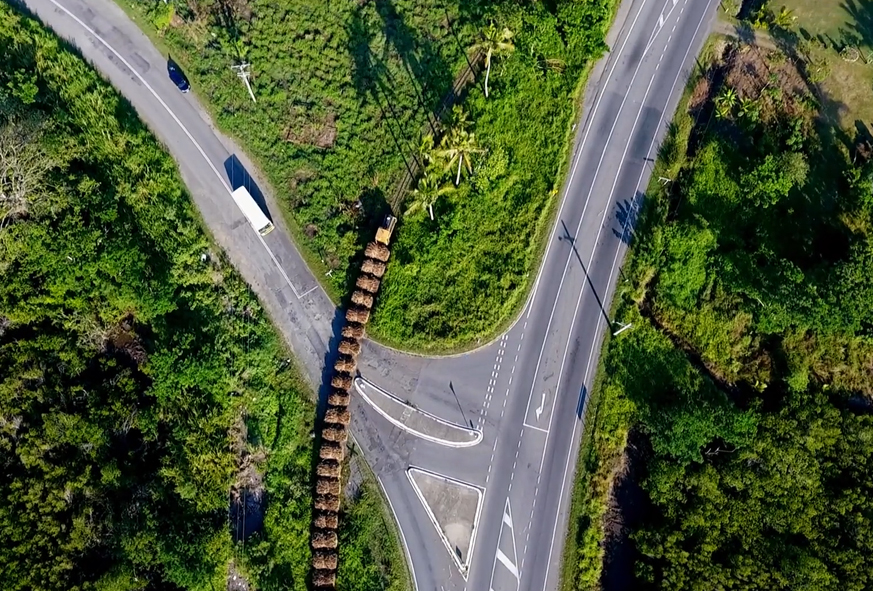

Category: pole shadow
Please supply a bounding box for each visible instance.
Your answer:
[223,155,273,222]
[449,381,472,428]
[558,219,611,325]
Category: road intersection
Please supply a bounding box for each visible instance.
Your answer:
[21,0,720,589]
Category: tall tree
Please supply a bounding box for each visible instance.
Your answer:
[470,22,515,98]
[0,117,54,229]
[437,128,485,185]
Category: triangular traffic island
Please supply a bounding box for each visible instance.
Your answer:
[407,467,484,577]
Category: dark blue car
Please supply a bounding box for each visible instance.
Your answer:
[168,62,190,93]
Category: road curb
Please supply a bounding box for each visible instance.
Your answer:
[354,377,483,448]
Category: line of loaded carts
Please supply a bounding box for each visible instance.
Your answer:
[311,215,396,589]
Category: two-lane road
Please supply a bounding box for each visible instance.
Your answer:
[21,0,338,390]
[471,0,719,588]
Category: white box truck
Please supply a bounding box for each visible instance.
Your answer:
[231,186,274,236]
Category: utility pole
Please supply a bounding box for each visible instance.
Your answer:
[231,62,256,103]
[612,322,633,337]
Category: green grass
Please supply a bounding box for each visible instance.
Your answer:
[336,455,410,591]
[780,0,862,38]
[120,0,617,353]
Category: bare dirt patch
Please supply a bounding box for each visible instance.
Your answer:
[283,106,338,149]
[726,44,808,104]
[684,37,818,163]
[691,39,813,122]
[229,412,267,542]
[688,74,713,113]
[105,314,148,366]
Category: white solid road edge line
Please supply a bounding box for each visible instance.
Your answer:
[519,0,660,442]
[406,467,486,579]
[46,0,315,301]
[354,378,483,448]
[374,472,420,591]
[538,2,716,590]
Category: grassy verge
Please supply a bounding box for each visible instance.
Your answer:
[336,454,411,591]
[117,0,617,354]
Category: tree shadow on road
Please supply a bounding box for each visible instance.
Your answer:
[613,192,642,246]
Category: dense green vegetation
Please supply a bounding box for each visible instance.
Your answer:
[565,36,873,591]
[0,7,404,591]
[126,0,615,351]
[334,460,409,591]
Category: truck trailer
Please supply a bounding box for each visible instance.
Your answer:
[231,186,274,236]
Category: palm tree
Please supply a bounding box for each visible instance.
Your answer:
[414,133,435,171]
[738,96,759,122]
[406,174,454,220]
[470,22,515,98]
[774,6,795,29]
[437,128,485,185]
[449,105,471,133]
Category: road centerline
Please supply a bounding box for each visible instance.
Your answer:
[45,0,319,301]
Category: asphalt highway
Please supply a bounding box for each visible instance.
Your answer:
[469,0,720,588]
[21,0,719,589]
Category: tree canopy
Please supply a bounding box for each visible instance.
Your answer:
[569,41,873,591]
[0,6,405,591]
